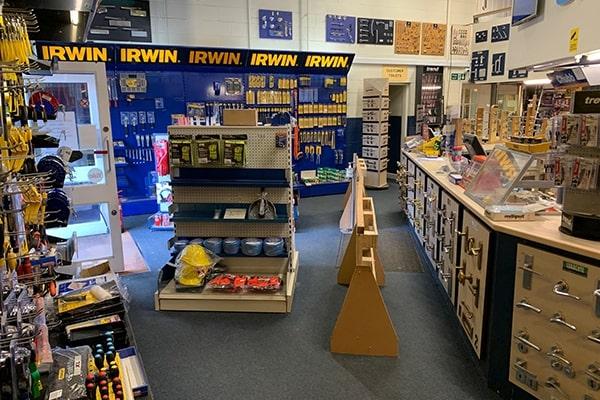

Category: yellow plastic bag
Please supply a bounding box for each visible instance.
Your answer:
[174,244,220,287]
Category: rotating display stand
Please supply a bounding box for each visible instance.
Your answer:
[155,125,299,313]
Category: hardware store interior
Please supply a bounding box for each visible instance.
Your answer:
[3,0,600,399]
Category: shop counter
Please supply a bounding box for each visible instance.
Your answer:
[399,149,600,400]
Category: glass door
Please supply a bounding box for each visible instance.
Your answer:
[26,62,124,271]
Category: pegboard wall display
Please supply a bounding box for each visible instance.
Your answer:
[87,0,151,42]
[259,9,293,40]
[357,18,394,45]
[35,41,355,214]
[326,15,356,44]
[394,21,421,55]
[421,23,447,56]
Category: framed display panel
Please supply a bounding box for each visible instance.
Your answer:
[259,9,293,40]
[421,23,447,56]
[326,15,356,43]
[357,18,394,45]
[394,21,421,55]
[451,25,471,56]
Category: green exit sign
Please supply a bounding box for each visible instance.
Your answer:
[451,73,466,81]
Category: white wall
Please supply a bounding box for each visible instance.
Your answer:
[149,0,477,116]
[508,0,600,70]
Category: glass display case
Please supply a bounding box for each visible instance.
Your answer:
[465,146,554,207]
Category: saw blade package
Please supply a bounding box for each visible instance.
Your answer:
[46,346,92,400]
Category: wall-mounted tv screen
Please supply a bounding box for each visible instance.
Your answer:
[512,0,539,26]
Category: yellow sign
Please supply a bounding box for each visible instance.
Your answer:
[382,66,409,82]
[569,27,580,53]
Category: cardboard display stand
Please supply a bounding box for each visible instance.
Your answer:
[331,156,397,357]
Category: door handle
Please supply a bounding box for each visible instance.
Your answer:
[467,237,481,256]
[588,330,600,345]
[513,359,535,375]
[514,331,541,352]
[458,270,472,285]
[105,138,112,173]
[550,313,577,331]
[515,299,542,313]
[585,364,600,382]
[546,345,572,366]
[455,229,468,237]
[518,263,542,276]
[544,377,567,398]
[553,281,581,301]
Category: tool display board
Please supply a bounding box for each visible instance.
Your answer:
[35,42,355,215]
[451,25,471,56]
[259,9,293,40]
[394,21,421,55]
[415,66,444,134]
[87,0,152,42]
[421,23,447,56]
[357,18,394,45]
[326,15,356,44]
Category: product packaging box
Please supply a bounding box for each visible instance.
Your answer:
[363,122,389,134]
[362,134,389,146]
[223,109,258,126]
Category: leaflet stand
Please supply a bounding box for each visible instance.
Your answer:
[560,146,600,240]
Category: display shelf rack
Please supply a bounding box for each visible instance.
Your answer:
[155,125,298,313]
[362,78,390,189]
[156,251,298,312]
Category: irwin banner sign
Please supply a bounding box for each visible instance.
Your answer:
[35,42,354,73]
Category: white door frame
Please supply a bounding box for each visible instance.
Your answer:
[46,61,124,272]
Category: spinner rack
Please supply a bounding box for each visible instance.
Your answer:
[560,145,600,240]
[361,78,389,189]
[155,125,299,313]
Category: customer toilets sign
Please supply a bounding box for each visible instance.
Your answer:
[35,42,355,74]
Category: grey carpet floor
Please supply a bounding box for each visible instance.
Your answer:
[122,184,501,400]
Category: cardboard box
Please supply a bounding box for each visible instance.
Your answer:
[364,157,388,172]
[363,109,390,122]
[362,145,388,159]
[363,134,389,147]
[364,78,390,96]
[223,109,258,126]
[363,122,388,134]
[365,170,388,187]
[363,96,390,110]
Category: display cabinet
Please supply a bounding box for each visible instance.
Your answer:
[439,191,462,304]
[510,244,600,400]
[456,210,491,357]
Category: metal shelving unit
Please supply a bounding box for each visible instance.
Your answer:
[155,125,299,313]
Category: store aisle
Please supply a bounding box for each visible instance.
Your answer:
[122,184,500,400]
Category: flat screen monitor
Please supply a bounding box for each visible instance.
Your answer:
[462,133,487,158]
[512,0,538,26]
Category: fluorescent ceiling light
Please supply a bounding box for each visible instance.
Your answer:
[422,85,442,90]
[523,78,551,86]
[70,10,80,25]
